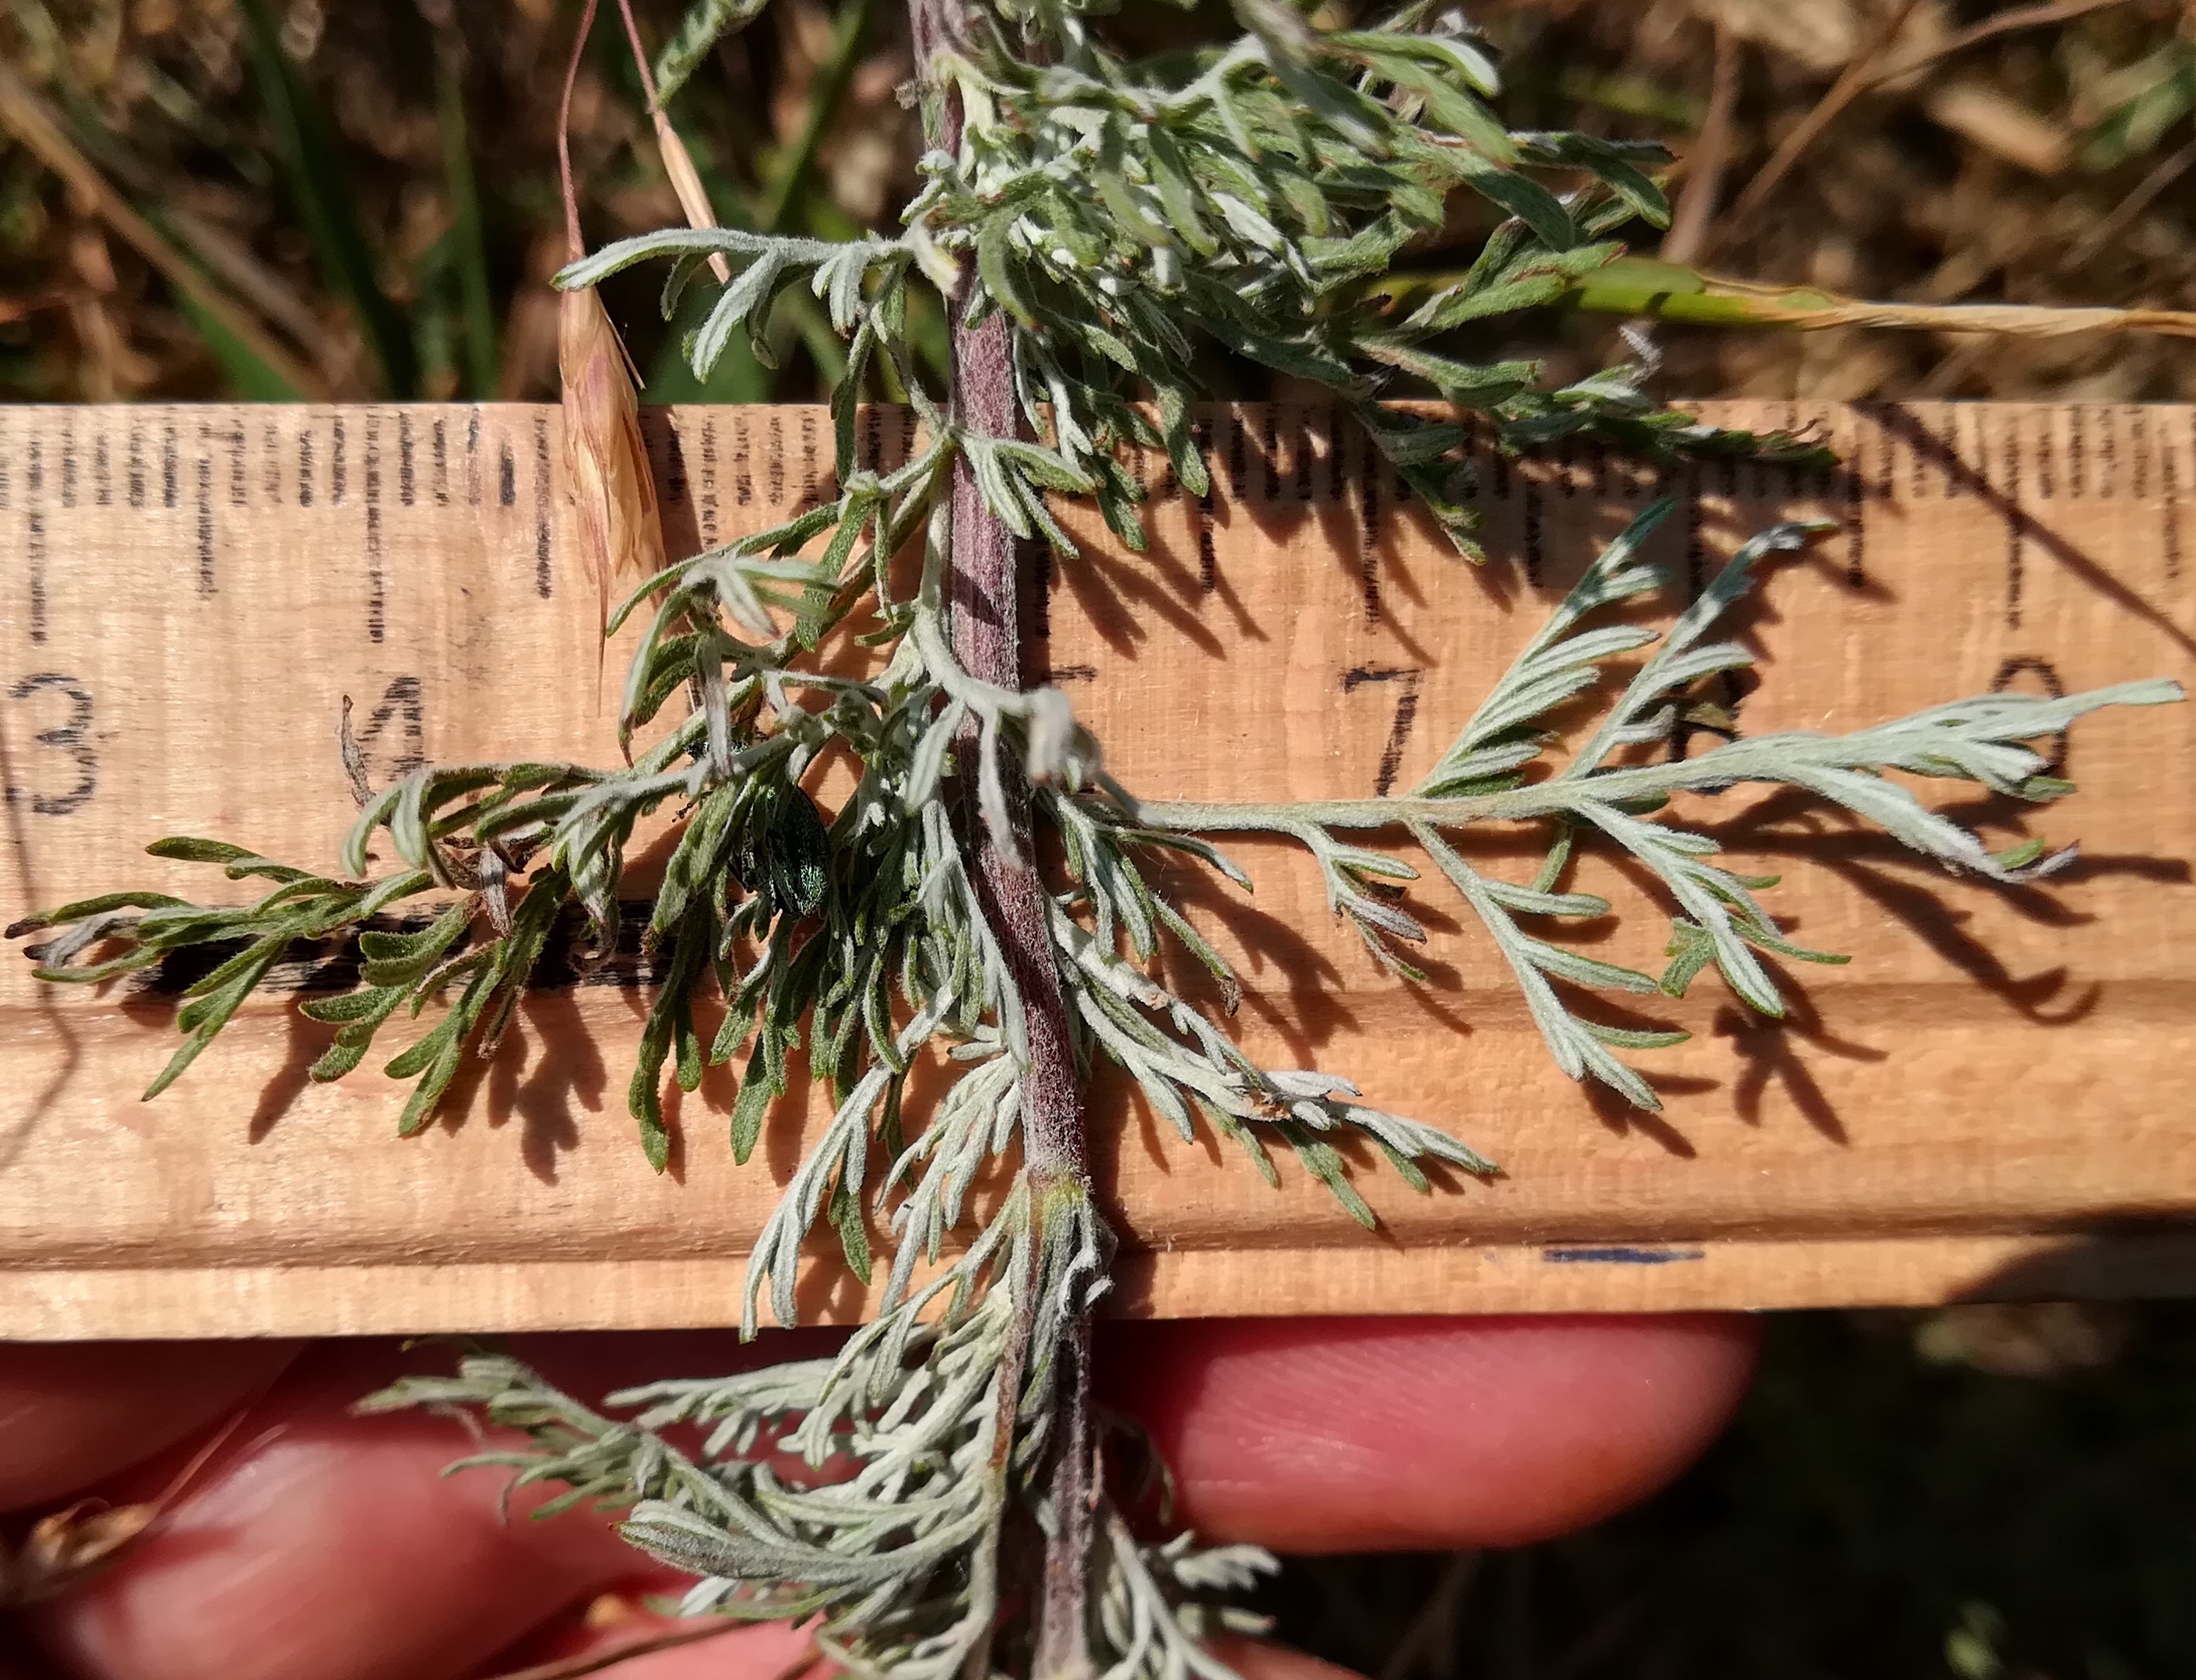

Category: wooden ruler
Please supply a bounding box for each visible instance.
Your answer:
[2,399,2193,1339]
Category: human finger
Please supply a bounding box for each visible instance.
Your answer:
[1099,1314,1760,1551]
[0,1341,299,1511]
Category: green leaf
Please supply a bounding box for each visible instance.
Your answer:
[729,1039,776,1164]
[829,1165,873,1284]
[767,789,833,919]
[653,0,770,104]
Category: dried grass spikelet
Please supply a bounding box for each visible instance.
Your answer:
[559,283,666,657]
[557,0,667,677]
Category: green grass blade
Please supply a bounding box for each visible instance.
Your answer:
[234,0,417,396]
[436,54,498,400]
[174,290,301,400]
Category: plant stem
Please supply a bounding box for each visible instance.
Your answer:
[909,0,1098,1672]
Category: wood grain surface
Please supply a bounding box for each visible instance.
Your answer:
[1,399,2191,1337]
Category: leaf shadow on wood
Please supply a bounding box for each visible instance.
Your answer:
[246,1005,335,1144]
[1705,786,2191,1025]
[0,706,84,1179]
[1871,404,2196,665]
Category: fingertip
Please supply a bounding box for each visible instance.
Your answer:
[0,1339,301,1510]
[1101,1314,1760,1551]
[468,1601,814,1680]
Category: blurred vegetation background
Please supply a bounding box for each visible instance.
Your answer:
[5,0,2196,1675]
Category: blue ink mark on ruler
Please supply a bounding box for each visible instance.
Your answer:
[1541,1246,1705,1266]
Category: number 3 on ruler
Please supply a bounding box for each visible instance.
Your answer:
[5,674,97,817]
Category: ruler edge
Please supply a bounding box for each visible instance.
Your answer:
[4,398,2195,1333]
[11,1231,2196,1339]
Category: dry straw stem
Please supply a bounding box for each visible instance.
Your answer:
[1554,258,2196,338]
[614,0,734,285]
[0,60,329,400]
[1716,0,1930,245]
[1860,0,2144,93]
[1663,19,1740,265]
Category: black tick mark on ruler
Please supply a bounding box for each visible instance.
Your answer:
[195,432,216,598]
[1842,424,1866,585]
[1355,437,1381,625]
[660,420,688,507]
[533,414,553,598]
[26,512,46,646]
[2163,419,2184,583]
[1523,480,1544,587]
[365,415,385,643]
[2002,417,2025,632]
[225,425,246,508]
[1191,416,1216,592]
[700,418,720,543]
[798,413,822,507]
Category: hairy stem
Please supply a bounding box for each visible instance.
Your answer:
[910,0,1099,1671]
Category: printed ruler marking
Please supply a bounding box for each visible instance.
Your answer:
[2165,416,2185,582]
[531,413,552,599]
[364,412,385,641]
[2,400,2191,847]
[1842,413,1868,586]
[1354,423,1381,622]
[2004,407,2025,631]
[700,417,720,544]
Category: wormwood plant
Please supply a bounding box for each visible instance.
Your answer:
[6,0,2183,1674]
